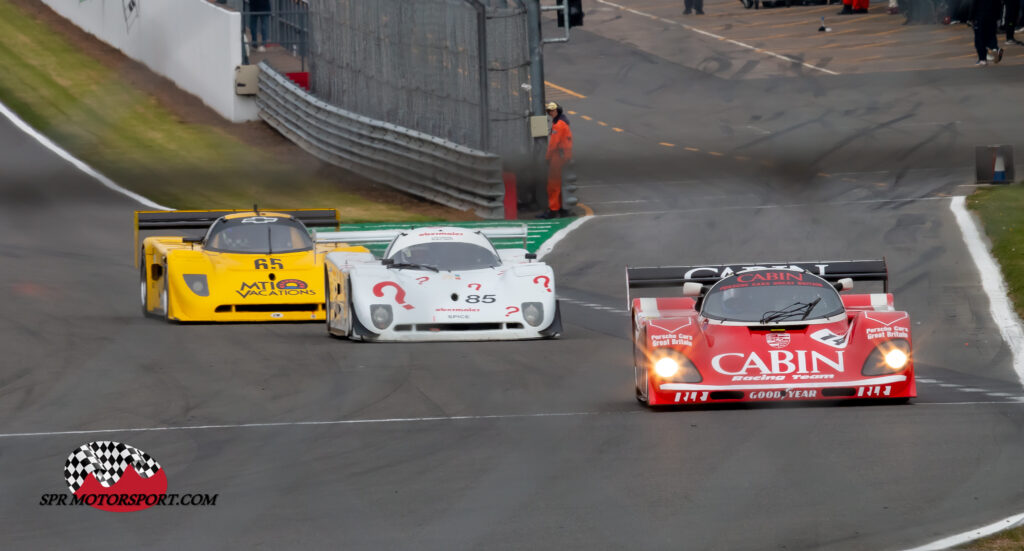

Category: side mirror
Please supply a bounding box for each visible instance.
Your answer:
[525,253,537,260]
[833,278,853,292]
[682,282,704,297]
[182,236,203,244]
[381,258,394,266]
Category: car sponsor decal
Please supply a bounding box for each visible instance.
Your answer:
[766,332,791,349]
[810,328,850,349]
[674,391,709,403]
[747,389,819,400]
[533,275,552,292]
[711,350,845,377]
[240,216,278,224]
[237,281,316,298]
[858,385,892,397]
[863,312,910,340]
[276,279,307,290]
[435,306,480,320]
[683,264,832,279]
[373,281,414,310]
[651,334,693,347]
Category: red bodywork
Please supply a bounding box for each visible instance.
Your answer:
[632,293,916,405]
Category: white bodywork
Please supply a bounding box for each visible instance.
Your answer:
[320,226,561,341]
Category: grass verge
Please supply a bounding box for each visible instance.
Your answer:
[967,184,1024,320]
[0,0,449,222]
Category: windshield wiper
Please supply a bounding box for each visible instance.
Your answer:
[386,262,439,272]
[759,297,822,324]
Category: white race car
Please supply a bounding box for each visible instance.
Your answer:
[317,226,562,341]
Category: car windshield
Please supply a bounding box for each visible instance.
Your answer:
[701,270,845,323]
[388,242,500,271]
[205,216,313,254]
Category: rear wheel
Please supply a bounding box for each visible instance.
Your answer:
[139,259,149,316]
[160,264,170,322]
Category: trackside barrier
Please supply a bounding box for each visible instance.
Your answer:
[256,63,506,219]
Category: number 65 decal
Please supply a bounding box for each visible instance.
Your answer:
[254,258,283,270]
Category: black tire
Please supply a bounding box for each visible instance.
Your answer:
[742,0,755,7]
[139,256,150,317]
[160,263,171,322]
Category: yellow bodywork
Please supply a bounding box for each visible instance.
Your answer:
[138,211,367,322]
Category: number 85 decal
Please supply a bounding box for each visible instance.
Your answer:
[465,294,495,303]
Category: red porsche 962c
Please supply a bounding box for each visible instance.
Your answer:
[628,261,915,406]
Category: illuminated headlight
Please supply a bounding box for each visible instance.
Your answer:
[654,357,680,378]
[862,339,911,375]
[522,302,544,327]
[183,274,209,297]
[370,304,393,330]
[651,352,702,383]
[885,349,908,369]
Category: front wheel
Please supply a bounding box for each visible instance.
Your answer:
[160,264,171,322]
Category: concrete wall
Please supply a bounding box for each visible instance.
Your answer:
[41,0,258,122]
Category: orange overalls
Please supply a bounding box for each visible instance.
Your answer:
[546,117,573,211]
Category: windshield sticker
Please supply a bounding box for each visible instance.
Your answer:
[240,217,278,224]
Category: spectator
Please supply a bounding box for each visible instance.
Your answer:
[973,0,1004,64]
[537,102,573,219]
[1006,0,1023,44]
[683,0,705,15]
[250,0,271,52]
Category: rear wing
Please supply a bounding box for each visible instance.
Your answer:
[134,209,339,265]
[314,225,529,248]
[626,259,888,305]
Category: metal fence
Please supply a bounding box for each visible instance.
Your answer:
[307,0,532,161]
[257,63,506,218]
[238,0,310,71]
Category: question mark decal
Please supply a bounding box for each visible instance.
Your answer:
[467,283,481,291]
[505,306,520,318]
[533,275,551,293]
[373,281,414,310]
[416,276,430,285]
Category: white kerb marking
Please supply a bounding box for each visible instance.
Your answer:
[950,196,1024,386]
[0,100,170,210]
[903,511,1024,550]
[537,216,593,260]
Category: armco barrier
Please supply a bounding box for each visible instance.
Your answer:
[256,63,505,219]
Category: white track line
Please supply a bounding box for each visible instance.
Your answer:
[0,411,632,439]
[904,197,1024,551]
[595,196,948,218]
[903,512,1024,550]
[950,196,1024,385]
[0,100,170,210]
[537,215,592,259]
[595,0,840,76]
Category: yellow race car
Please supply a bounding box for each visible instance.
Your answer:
[136,209,368,322]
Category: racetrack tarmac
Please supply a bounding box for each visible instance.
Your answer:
[4,13,1024,551]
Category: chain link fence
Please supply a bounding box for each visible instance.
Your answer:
[307,0,531,161]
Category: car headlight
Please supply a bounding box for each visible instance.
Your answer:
[370,304,393,330]
[862,339,911,375]
[654,357,680,378]
[522,302,544,327]
[651,351,702,383]
[183,274,209,297]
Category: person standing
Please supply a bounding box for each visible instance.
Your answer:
[973,0,1004,65]
[538,102,573,219]
[683,0,705,15]
[1006,0,1023,45]
[249,0,271,52]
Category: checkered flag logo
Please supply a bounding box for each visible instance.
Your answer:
[64,441,162,494]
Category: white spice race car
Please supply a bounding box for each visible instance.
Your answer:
[317,226,562,341]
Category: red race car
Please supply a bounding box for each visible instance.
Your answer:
[627,260,915,406]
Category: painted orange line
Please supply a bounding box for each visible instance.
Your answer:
[613,127,624,132]
[659,142,676,147]
[580,202,595,217]
[598,121,609,126]
[581,115,593,121]
[709,151,724,156]
[684,147,700,152]
[544,81,586,99]
[567,110,578,115]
